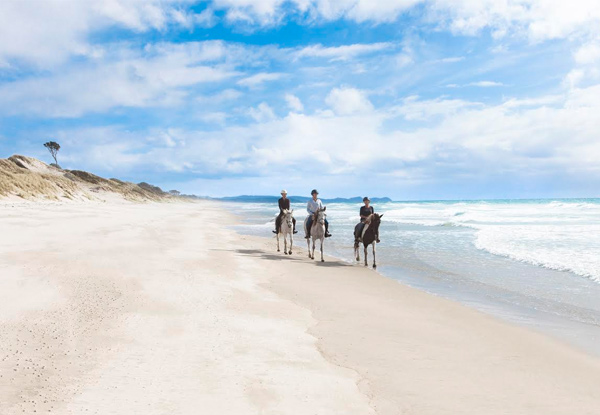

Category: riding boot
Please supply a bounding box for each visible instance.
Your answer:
[293,219,298,234]
[325,222,332,238]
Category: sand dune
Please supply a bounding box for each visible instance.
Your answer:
[0,155,179,202]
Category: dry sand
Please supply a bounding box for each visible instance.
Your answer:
[1,200,599,414]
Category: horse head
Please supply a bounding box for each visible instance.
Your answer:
[316,208,326,224]
[369,213,383,230]
[284,209,294,228]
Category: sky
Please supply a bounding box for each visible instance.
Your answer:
[1,0,599,200]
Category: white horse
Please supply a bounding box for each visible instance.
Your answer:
[304,207,326,262]
[276,209,294,255]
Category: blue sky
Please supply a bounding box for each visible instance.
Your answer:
[1,0,599,199]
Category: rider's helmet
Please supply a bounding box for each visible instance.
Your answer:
[311,189,319,195]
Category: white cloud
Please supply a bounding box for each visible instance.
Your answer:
[568,40,600,87]
[574,42,600,65]
[294,43,393,61]
[325,87,374,115]
[249,102,277,122]
[202,0,600,45]
[2,0,599,73]
[0,42,240,117]
[0,0,199,68]
[428,0,600,42]
[468,81,505,87]
[285,94,304,112]
[237,72,285,87]
[39,81,600,198]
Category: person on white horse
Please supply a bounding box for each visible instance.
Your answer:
[354,197,380,244]
[305,189,332,239]
[273,189,297,235]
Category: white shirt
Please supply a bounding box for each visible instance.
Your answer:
[307,198,324,214]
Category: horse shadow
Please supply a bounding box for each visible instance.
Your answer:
[234,249,305,262]
[212,248,351,267]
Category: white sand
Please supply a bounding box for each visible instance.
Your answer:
[1,200,599,414]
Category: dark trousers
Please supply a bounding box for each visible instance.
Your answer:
[276,213,296,232]
[355,222,366,241]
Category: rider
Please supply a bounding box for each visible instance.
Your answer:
[273,189,297,234]
[355,197,380,243]
[305,189,331,239]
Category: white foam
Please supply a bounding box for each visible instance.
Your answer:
[370,200,600,282]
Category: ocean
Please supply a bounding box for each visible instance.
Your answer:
[227,198,600,356]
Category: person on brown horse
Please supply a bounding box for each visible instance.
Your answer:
[354,197,380,244]
[273,189,297,234]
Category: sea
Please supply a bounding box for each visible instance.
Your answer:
[226,198,600,356]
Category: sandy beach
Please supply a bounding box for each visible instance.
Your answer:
[1,200,600,415]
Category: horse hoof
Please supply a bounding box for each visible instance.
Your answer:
[373,265,377,269]
[289,251,292,255]
[321,259,324,262]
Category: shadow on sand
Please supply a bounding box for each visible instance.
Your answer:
[210,248,351,267]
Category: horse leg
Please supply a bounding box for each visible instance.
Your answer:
[372,242,377,269]
[364,244,368,267]
[284,235,287,255]
[320,237,324,262]
[289,233,293,255]
[277,233,280,252]
[355,243,360,262]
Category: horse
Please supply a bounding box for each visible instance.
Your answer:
[354,213,383,269]
[304,207,326,262]
[276,209,294,255]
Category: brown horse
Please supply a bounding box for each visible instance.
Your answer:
[354,213,383,268]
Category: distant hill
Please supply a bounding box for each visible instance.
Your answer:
[0,155,181,202]
[220,195,393,203]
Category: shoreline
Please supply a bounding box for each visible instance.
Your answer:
[228,200,600,359]
[1,200,599,414]
[235,226,600,414]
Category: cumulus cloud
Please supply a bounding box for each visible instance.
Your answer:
[47,83,600,196]
[249,102,277,122]
[325,87,373,115]
[285,94,304,112]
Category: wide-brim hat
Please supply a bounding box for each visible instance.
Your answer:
[363,196,370,202]
[281,189,287,194]
[311,189,319,195]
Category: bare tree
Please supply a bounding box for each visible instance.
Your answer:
[44,141,61,166]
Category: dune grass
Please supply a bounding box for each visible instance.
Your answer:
[0,155,176,202]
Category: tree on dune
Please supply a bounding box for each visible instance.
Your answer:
[44,141,61,167]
